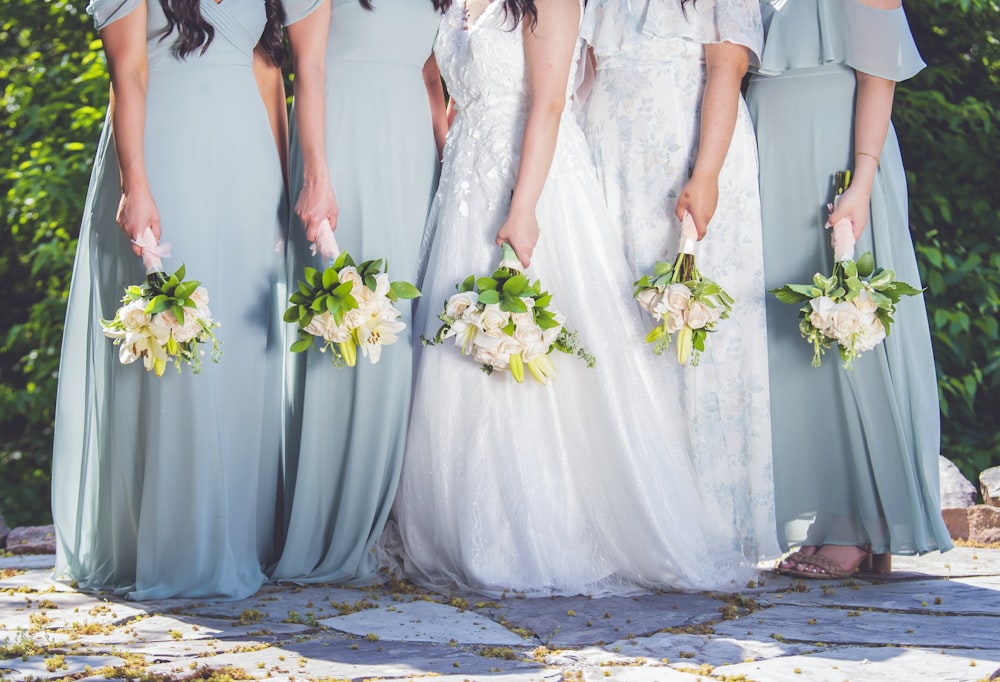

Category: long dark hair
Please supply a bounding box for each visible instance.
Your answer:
[259,0,287,66]
[502,0,538,29]
[158,0,214,59]
[360,0,452,11]
[158,0,286,65]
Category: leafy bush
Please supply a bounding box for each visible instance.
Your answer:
[897,0,1000,483]
[1,0,107,525]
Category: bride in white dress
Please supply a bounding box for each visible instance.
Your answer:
[382,0,762,597]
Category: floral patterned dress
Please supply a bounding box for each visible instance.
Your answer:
[581,0,779,563]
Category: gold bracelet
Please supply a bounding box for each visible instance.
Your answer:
[855,151,880,167]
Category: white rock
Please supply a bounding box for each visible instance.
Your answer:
[981,465,1000,507]
[940,456,977,508]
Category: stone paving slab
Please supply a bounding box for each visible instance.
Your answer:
[73,613,310,648]
[762,575,1000,615]
[470,592,728,648]
[594,631,819,667]
[0,556,59,572]
[891,546,997,578]
[0,653,125,682]
[714,646,1000,682]
[713,603,1000,649]
[320,599,528,646]
[177,583,384,624]
[144,636,543,681]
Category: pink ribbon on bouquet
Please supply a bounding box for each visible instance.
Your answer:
[827,194,857,263]
[827,218,857,263]
[310,219,340,262]
[132,226,172,273]
[679,211,699,255]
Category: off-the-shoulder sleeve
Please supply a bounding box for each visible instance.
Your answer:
[282,0,325,27]
[86,0,141,31]
[582,0,762,65]
[643,0,764,66]
[758,0,925,81]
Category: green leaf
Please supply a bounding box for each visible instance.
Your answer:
[322,267,339,290]
[290,338,314,353]
[174,280,198,300]
[500,294,528,313]
[476,277,498,292]
[305,267,321,288]
[502,274,528,295]
[171,304,186,325]
[391,281,421,299]
[855,251,875,278]
[459,275,475,292]
[283,306,302,323]
[478,289,500,305]
[333,280,354,298]
[333,251,350,270]
[145,295,170,314]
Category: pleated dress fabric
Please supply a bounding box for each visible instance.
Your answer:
[580,0,779,565]
[745,0,952,555]
[270,0,443,583]
[51,0,286,600]
[380,2,761,598]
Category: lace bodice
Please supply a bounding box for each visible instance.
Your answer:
[435,2,583,118]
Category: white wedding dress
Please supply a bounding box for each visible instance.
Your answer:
[381,1,759,597]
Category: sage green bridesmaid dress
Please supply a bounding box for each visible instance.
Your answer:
[746,0,952,556]
[271,0,441,583]
[51,0,287,600]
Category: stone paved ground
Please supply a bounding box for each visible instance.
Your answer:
[2,547,999,681]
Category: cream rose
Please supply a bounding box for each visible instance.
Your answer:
[854,288,878,315]
[513,323,543,347]
[665,310,685,334]
[635,286,660,312]
[119,299,151,331]
[808,296,836,332]
[445,291,479,319]
[684,301,711,330]
[854,315,886,353]
[480,303,510,332]
[828,301,863,344]
[665,284,692,311]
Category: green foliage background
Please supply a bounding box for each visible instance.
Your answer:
[2,0,999,526]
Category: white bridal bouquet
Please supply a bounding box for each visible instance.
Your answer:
[633,213,733,365]
[284,220,420,366]
[422,242,594,384]
[771,170,922,369]
[101,227,221,376]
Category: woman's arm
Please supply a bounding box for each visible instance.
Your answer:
[253,45,290,190]
[827,0,900,238]
[423,54,448,160]
[102,2,158,256]
[495,0,581,267]
[287,0,338,242]
[675,41,749,240]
